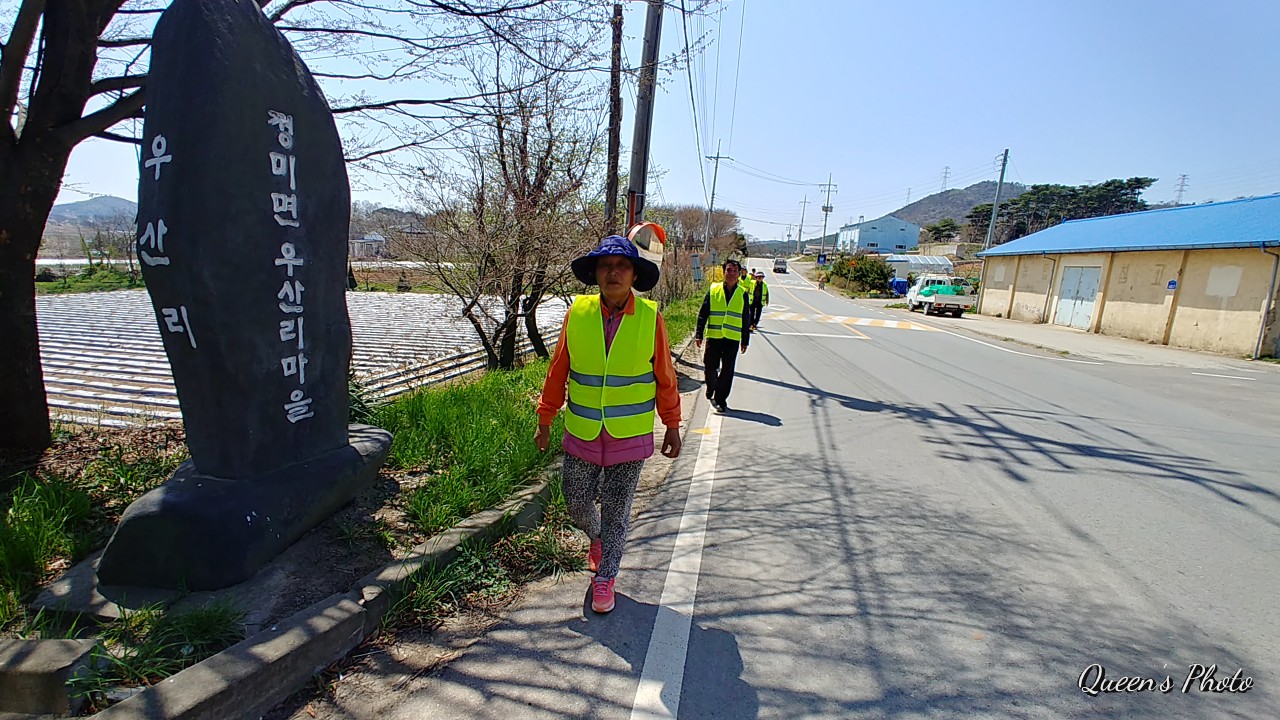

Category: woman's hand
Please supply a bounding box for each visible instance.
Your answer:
[661,426,682,458]
[534,425,551,452]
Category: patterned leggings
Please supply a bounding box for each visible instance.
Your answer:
[562,454,645,580]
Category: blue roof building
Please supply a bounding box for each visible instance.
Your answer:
[975,195,1280,358]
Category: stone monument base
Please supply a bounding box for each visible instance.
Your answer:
[95,424,392,591]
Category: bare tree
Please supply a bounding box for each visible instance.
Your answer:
[0,0,611,451]
[82,211,138,277]
[405,36,607,368]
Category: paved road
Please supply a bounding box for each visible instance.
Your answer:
[293,265,1280,719]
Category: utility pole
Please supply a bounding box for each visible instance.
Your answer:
[626,0,664,229]
[983,149,1009,250]
[796,196,809,253]
[940,166,951,192]
[818,173,836,260]
[819,175,837,252]
[1174,174,1189,205]
[704,140,731,250]
[905,187,911,206]
[603,3,623,235]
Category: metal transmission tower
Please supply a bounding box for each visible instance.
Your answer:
[818,174,837,259]
[983,149,1010,250]
[941,166,951,192]
[1174,175,1189,205]
[704,140,732,250]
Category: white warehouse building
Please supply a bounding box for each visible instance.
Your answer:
[836,215,921,253]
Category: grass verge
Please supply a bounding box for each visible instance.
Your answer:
[386,475,583,629]
[1,427,188,630]
[661,294,705,348]
[374,359,564,538]
[36,266,144,295]
[57,601,245,712]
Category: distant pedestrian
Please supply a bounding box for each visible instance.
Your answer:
[751,270,769,329]
[696,259,750,414]
[535,234,683,614]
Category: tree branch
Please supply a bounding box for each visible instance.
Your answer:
[89,74,146,97]
[94,129,142,145]
[268,0,329,23]
[418,0,552,18]
[0,0,46,126]
[96,37,151,49]
[56,89,145,145]
[331,68,557,114]
[345,140,427,163]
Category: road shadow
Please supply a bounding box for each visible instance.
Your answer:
[721,408,782,427]
[733,368,1280,527]
[642,439,1280,718]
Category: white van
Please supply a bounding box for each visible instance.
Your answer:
[773,258,788,273]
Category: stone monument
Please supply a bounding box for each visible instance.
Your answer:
[96,0,392,590]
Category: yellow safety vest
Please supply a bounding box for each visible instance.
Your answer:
[564,294,658,441]
[740,276,755,301]
[706,282,746,342]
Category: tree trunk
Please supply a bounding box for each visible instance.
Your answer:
[498,312,518,369]
[0,145,70,452]
[522,271,549,358]
[462,305,500,369]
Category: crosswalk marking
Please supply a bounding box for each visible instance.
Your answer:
[765,310,937,332]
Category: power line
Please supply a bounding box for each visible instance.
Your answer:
[678,0,709,205]
[721,160,819,186]
[711,1,723,145]
[726,0,746,155]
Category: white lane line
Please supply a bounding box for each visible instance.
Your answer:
[1191,372,1256,381]
[631,410,723,720]
[904,318,1106,365]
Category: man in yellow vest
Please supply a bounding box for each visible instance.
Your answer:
[695,258,750,414]
[535,234,682,614]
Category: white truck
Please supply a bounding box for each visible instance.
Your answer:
[907,275,974,317]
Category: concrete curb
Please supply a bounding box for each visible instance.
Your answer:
[91,476,555,720]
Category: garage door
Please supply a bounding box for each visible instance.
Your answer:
[1054,266,1101,330]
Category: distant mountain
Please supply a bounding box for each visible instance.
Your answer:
[48,196,137,224]
[889,181,1028,227]
[746,240,796,257]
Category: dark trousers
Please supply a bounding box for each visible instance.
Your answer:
[703,337,740,404]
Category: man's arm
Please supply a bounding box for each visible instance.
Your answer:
[695,292,712,340]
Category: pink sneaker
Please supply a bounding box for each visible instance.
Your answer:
[591,576,615,613]
[588,538,602,573]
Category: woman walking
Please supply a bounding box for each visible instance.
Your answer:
[535,234,683,613]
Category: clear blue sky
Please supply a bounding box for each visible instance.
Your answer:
[58,0,1280,244]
